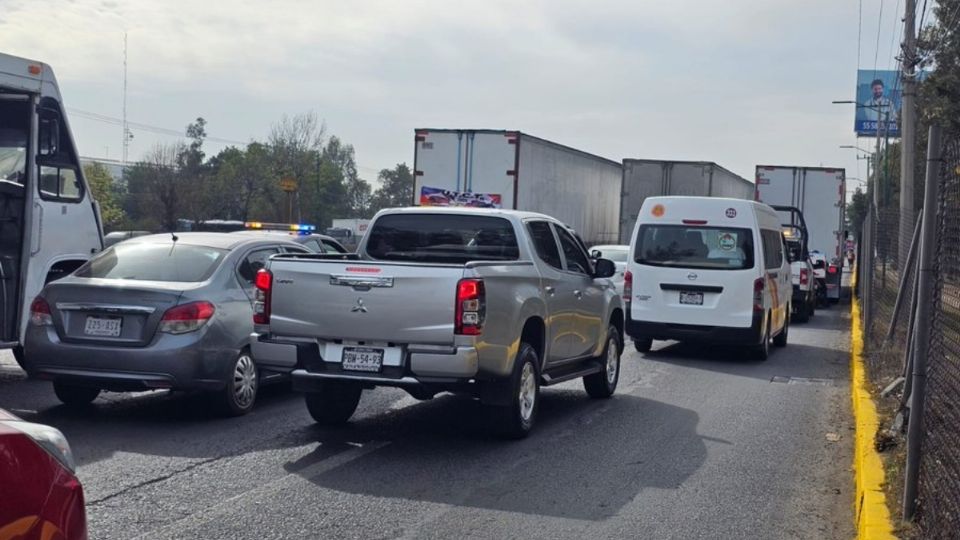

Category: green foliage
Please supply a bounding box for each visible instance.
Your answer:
[370,163,414,213]
[82,162,126,231]
[847,187,869,237]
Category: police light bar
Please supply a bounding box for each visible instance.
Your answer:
[244,222,316,232]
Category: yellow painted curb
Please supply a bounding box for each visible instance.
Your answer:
[851,294,897,539]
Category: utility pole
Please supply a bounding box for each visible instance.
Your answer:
[899,0,918,272]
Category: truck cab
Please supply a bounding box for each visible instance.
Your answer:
[0,53,103,364]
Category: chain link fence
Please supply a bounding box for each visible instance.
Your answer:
[915,138,960,538]
[861,133,960,538]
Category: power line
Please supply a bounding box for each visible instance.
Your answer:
[874,0,886,75]
[888,0,904,70]
[858,0,864,67]
[69,107,249,145]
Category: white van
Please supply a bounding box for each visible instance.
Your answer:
[624,196,791,360]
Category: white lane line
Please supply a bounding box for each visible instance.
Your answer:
[133,440,391,540]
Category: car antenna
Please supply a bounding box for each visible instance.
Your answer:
[171,231,179,242]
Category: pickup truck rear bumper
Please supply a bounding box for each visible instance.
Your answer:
[253,335,479,383]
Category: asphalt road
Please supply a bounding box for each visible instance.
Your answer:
[0,307,853,540]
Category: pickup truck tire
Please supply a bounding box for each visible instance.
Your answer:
[633,338,653,353]
[305,382,362,426]
[217,350,259,417]
[53,382,100,406]
[795,299,810,323]
[490,343,540,439]
[584,326,622,399]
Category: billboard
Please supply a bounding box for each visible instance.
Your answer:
[855,70,901,137]
[419,186,502,208]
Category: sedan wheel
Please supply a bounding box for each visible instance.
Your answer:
[219,351,258,416]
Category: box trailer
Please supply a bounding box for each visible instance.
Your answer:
[755,165,846,302]
[413,129,622,244]
[619,160,754,243]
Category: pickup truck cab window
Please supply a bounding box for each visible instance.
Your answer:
[554,225,592,275]
[526,220,563,269]
[367,213,519,263]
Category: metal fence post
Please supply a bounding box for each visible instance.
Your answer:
[862,206,875,344]
[903,124,942,521]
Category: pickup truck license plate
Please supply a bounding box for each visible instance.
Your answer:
[342,347,384,372]
[679,292,704,305]
[84,316,122,337]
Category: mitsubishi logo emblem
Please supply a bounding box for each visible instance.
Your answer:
[687,273,698,281]
[351,298,368,313]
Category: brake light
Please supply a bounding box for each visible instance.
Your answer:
[455,278,485,336]
[253,269,272,325]
[682,219,708,225]
[623,270,633,310]
[799,268,809,286]
[159,301,215,334]
[828,265,838,275]
[753,277,765,312]
[29,297,52,326]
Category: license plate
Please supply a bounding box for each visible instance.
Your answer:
[341,347,384,372]
[84,316,122,337]
[679,292,704,305]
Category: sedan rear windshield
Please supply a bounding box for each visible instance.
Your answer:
[634,225,755,270]
[366,214,519,264]
[75,242,227,282]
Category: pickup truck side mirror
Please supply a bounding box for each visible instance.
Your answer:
[593,258,616,279]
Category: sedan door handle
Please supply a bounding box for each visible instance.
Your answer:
[574,290,583,299]
[544,286,555,295]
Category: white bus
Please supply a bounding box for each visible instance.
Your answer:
[0,52,103,366]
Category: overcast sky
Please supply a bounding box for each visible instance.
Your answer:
[1,0,904,190]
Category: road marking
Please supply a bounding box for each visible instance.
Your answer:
[132,440,391,540]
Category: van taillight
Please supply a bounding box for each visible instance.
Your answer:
[623,271,633,310]
[799,268,809,286]
[253,269,272,325]
[753,277,765,312]
[455,278,485,336]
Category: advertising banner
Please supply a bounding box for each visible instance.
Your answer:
[855,70,901,137]
[419,186,502,208]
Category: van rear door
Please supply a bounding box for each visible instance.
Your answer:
[630,222,758,329]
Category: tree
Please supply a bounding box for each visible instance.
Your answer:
[82,162,126,231]
[847,187,869,238]
[370,163,414,212]
[124,143,184,231]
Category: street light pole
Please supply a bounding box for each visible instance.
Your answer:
[900,0,918,273]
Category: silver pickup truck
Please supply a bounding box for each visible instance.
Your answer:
[251,207,624,438]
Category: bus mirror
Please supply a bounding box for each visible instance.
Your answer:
[38,114,60,157]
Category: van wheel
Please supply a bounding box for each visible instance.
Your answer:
[633,338,653,353]
[53,382,100,406]
[489,342,540,439]
[217,350,259,416]
[774,310,789,348]
[753,318,771,361]
[584,326,621,399]
[305,382,362,425]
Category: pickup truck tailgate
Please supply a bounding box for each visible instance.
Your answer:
[267,259,464,345]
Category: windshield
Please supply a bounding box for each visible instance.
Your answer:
[0,99,29,185]
[367,214,519,263]
[594,247,629,262]
[634,225,755,270]
[74,242,227,282]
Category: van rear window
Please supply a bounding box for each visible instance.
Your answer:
[634,225,755,270]
[366,214,519,264]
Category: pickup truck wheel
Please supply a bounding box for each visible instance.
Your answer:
[491,343,539,439]
[53,382,100,406]
[794,298,810,323]
[633,338,653,353]
[217,351,259,417]
[584,326,621,399]
[305,382,362,426]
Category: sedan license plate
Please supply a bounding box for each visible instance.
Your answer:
[84,316,122,337]
[342,347,384,372]
[679,292,704,305]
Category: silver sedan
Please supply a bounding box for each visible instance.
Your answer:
[22,233,315,415]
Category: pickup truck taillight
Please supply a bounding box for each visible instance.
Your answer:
[799,268,809,287]
[828,264,838,275]
[753,277,765,312]
[455,278,485,336]
[623,271,633,310]
[254,269,272,325]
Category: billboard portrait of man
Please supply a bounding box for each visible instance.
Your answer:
[855,70,902,137]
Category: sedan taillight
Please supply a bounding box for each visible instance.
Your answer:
[159,301,215,334]
[30,296,52,326]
